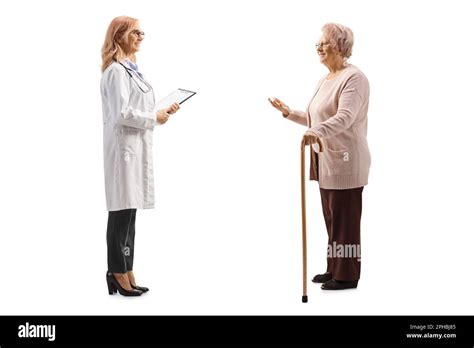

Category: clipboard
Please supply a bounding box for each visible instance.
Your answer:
[154,88,197,111]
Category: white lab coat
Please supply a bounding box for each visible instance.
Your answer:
[100,61,158,211]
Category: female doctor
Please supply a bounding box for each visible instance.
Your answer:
[100,16,179,296]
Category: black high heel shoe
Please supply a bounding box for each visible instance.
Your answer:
[131,284,149,293]
[106,271,142,296]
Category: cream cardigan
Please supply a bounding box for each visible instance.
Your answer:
[286,64,371,189]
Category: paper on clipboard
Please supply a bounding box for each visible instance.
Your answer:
[154,88,196,111]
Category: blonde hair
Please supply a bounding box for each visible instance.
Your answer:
[322,23,354,59]
[101,16,138,72]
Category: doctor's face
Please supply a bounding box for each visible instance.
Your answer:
[122,23,145,55]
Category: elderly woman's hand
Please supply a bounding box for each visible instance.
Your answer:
[302,130,319,146]
[268,97,290,117]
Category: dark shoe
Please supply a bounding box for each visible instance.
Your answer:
[321,279,358,290]
[106,271,142,296]
[131,284,149,293]
[312,272,332,283]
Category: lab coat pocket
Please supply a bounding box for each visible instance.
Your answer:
[117,126,141,161]
[324,147,352,176]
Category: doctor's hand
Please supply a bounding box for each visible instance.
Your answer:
[166,102,180,115]
[156,110,170,124]
[268,97,290,117]
[156,103,180,125]
[302,131,319,146]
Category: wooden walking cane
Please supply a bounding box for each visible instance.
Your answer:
[300,137,322,303]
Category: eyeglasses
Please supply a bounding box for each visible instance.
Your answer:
[131,30,145,38]
[315,41,330,49]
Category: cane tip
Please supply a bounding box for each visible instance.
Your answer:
[302,295,308,303]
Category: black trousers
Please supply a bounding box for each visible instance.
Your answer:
[106,209,137,273]
[319,187,363,281]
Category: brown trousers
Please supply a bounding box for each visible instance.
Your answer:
[310,148,363,281]
[319,186,363,281]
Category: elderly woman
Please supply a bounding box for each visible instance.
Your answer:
[100,16,180,296]
[269,23,370,290]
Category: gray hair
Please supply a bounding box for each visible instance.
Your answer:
[321,23,354,59]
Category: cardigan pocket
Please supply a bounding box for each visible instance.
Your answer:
[324,148,352,176]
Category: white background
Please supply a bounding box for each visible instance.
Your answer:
[0,0,473,315]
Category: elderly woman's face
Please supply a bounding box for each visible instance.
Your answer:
[316,34,337,65]
[121,23,145,55]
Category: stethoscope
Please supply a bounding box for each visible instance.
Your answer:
[117,61,155,102]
